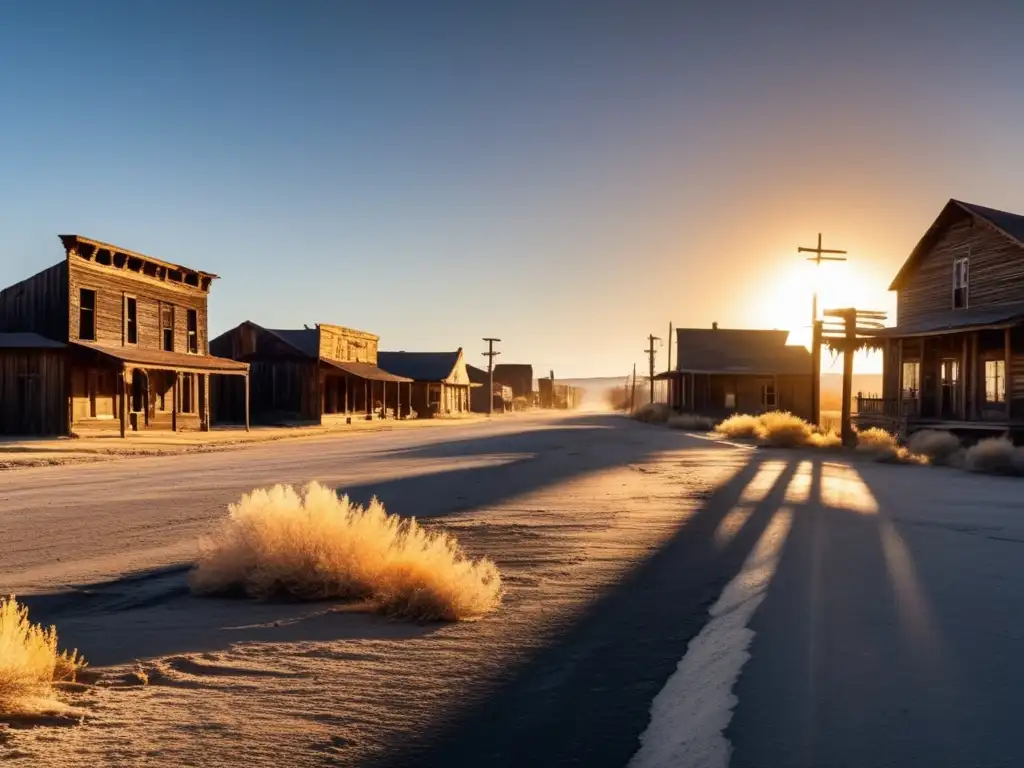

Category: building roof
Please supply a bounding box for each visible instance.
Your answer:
[71,342,250,375]
[0,333,66,350]
[60,234,220,281]
[377,351,463,382]
[868,301,1024,338]
[320,358,411,383]
[266,328,319,358]
[889,199,1024,291]
[675,327,811,375]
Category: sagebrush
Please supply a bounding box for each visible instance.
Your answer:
[964,437,1024,476]
[715,411,836,448]
[907,430,962,466]
[190,482,503,621]
[0,596,86,716]
[715,413,762,439]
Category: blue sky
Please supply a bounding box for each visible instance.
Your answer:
[3,2,1024,377]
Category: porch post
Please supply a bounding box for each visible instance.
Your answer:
[397,377,401,418]
[961,334,969,419]
[244,372,251,432]
[971,332,980,420]
[345,376,351,416]
[364,379,368,416]
[1006,327,1014,420]
[896,339,904,417]
[119,367,127,438]
[171,373,178,432]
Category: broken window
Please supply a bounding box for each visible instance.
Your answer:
[953,256,969,309]
[162,305,174,352]
[181,374,194,413]
[124,296,137,345]
[187,309,198,354]
[79,288,96,340]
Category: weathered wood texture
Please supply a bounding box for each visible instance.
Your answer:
[318,324,378,365]
[213,360,317,424]
[898,213,1024,326]
[0,349,66,435]
[68,257,208,353]
[0,261,69,340]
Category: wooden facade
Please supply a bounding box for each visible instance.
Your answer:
[210,321,411,425]
[377,350,473,418]
[867,199,1024,436]
[0,235,249,436]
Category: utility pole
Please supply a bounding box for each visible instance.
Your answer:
[667,322,673,408]
[644,334,661,404]
[630,363,637,412]
[482,337,501,416]
[798,233,847,426]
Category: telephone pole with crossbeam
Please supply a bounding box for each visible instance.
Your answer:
[798,233,847,425]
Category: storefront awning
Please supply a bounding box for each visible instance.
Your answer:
[319,358,412,383]
[71,342,250,375]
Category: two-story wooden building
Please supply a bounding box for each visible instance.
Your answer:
[209,321,412,425]
[865,199,1024,437]
[0,235,250,436]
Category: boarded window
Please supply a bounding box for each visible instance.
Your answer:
[985,360,1006,404]
[953,256,969,309]
[187,309,198,354]
[79,289,96,340]
[181,374,194,413]
[124,296,138,345]
[162,305,174,352]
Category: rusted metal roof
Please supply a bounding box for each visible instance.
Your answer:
[71,342,250,374]
[319,358,412,383]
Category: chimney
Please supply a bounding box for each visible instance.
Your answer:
[712,321,719,330]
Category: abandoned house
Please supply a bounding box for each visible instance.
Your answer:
[656,324,813,421]
[861,199,1024,436]
[0,235,249,436]
[493,363,535,408]
[209,321,412,424]
[467,364,512,413]
[377,350,472,417]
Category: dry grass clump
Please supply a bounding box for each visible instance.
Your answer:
[907,430,962,466]
[0,596,86,717]
[755,411,814,447]
[715,413,762,439]
[964,437,1024,476]
[855,427,899,454]
[631,402,671,424]
[190,482,503,621]
[666,414,715,431]
[807,429,842,449]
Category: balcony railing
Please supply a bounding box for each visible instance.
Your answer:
[855,393,919,417]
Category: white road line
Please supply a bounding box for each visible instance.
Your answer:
[628,507,794,768]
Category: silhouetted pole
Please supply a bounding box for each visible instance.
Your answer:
[667,322,673,408]
[811,320,823,428]
[842,311,856,446]
[644,334,661,404]
[798,233,847,426]
[482,337,501,416]
[630,363,637,412]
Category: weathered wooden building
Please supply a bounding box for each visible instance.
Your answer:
[493,363,534,399]
[467,364,511,413]
[0,235,249,436]
[210,321,412,424]
[377,350,472,417]
[656,325,813,421]
[861,199,1024,436]
[537,377,584,409]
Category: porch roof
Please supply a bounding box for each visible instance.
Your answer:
[71,342,250,375]
[319,358,412,383]
[0,332,66,349]
[868,301,1024,338]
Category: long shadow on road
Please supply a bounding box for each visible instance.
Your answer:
[375,452,800,768]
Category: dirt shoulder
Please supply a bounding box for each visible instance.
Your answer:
[0,414,495,470]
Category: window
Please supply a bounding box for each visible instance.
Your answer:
[181,374,194,413]
[124,296,137,345]
[761,382,777,409]
[79,288,96,340]
[953,255,969,309]
[187,309,198,354]
[724,392,736,409]
[985,360,1006,404]
[902,361,920,398]
[161,305,174,352]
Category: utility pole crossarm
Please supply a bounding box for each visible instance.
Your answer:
[481,337,502,417]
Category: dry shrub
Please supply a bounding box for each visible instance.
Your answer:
[755,411,813,447]
[964,437,1024,476]
[667,414,715,431]
[855,427,899,454]
[807,429,842,449]
[0,596,86,717]
[190,482,503,621]
[715,413,762,439]
[907,430,962,466]
[631,402,671,424]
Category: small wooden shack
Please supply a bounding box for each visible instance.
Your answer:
[657,325,813,421]
[0,235,249,436]
[467,364,512,413]
[210,321,412,424]
[493,363,534,400]
[377,350,472,417]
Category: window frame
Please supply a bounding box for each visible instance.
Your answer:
[952,254,969,310]
[984,359,1006,404]
[78,287,97,341]
[761,381,778,410]
[123,294,138,346]
[901,360,921,398]
[161,304,175,352]
[180,373,194,414]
